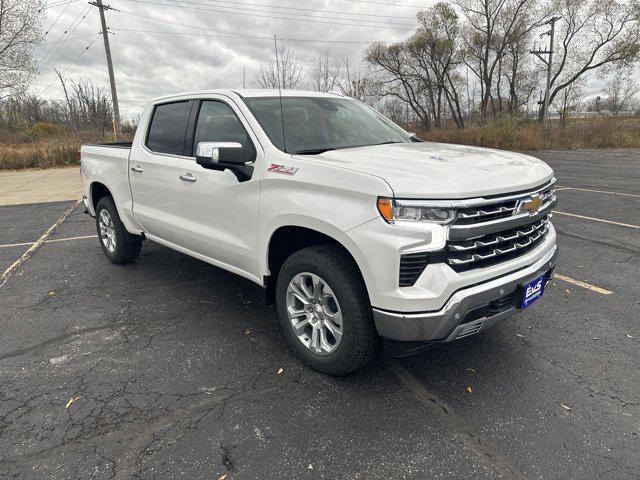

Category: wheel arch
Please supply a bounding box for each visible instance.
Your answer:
[90,181,112,212]
[262,220,375,305]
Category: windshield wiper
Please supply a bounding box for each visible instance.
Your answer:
[290,148,336,155]
[370,141,405,146]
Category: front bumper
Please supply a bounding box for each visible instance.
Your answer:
[372,244,557,348]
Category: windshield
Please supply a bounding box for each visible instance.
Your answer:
[242,96,410,154]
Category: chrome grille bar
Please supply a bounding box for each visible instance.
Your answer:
[449,218,548,252]
[448,222,549,266]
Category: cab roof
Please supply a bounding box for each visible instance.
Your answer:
[150,89,345,103]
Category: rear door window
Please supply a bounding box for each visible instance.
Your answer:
[146,101,191,155]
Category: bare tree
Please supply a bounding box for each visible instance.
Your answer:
[553,78,582,124]
[365,40,434,130]
[255,45,304,89]
[456,0,540,117]
[602,68,639,115]
[411,3,466,128]
[311,54,340,92]
[338,56,371,102]
[56,69,77,134]
[502,22,540,114]
[543,0,640,118]
[0,0,43,99]
[365,3,467,130]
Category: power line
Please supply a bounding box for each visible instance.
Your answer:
[38,33,99,46]
[37,35,100,96]
[123,0,416,30]
[109,27,381,45]
[138,0,416,26]
[109,32,272,63]
[324,0,429,8]
[41,0,75,38]
[163,0,416,20]
[37,4,91,71]
[47,0,80,7]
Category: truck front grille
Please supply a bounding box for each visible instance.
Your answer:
[443,217,549,272]
[397,180,556,286]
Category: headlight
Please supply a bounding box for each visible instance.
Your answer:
[377,197,457,225]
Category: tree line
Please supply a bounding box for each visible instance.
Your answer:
[258,0,640,131]
[1,0,639,136]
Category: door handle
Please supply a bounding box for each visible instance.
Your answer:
[179,173,196,182]
[131,165,143,173]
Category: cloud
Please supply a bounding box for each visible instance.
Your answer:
[31,0,422,118]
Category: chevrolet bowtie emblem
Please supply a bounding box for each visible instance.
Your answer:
[520,195,542,214]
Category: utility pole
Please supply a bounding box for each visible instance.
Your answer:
[530,16,561,127]
[90,0,121,137]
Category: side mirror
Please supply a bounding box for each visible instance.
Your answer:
[407,132,423,143]
[195,142,253,181]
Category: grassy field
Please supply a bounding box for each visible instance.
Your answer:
[422,116,640,151]
[0,123,120,170]
[1,117,639,170]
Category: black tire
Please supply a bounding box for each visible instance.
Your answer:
[95,196,142,264]
[275,245,380,375]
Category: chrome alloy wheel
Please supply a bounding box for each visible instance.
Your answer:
[98,209,116,253]
[286,272,343,356]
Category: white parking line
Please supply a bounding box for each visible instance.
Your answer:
[554,274,613,295]
[557,186,640,198]
[0,200,81,289]
[554,211,640,229]
[0,235,96,249]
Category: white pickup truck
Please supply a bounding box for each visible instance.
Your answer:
[81,89,557,375]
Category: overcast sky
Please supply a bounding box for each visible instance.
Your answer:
[31,0,427,118]
[31,0,605,119]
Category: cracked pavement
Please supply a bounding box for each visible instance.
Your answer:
[1,149,639,479]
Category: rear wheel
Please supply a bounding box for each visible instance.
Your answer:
[95,196,142,264]
[276,245,380,375]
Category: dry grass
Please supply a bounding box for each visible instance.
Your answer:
[0,123,119,170]
[2,117,639,171]
[421,116,640,151]
[0,135,84,170]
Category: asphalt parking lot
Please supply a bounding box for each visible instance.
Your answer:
[1,149,639,479]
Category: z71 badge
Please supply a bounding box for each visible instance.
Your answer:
[268,164,299,175]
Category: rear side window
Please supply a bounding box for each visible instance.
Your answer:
[146,101,191,155]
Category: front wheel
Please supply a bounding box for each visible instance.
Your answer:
[275,245,380,375]
[95,196,142,264]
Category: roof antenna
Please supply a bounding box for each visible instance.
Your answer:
[273,34,287,153]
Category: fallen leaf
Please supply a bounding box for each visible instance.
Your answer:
[65,396,82,409]
[218,475,227,480]
[307,464,314,470]
[277,368,284,375]
[516,334,525,338]
[466,386,472,394]
[560,403,572,411]
[244,328,251,336]
[48,291,56,296]
[466,368,475,373]
[627,334,635,339]
[565,289,570,294]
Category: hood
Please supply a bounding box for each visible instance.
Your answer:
[294,142,554,199]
